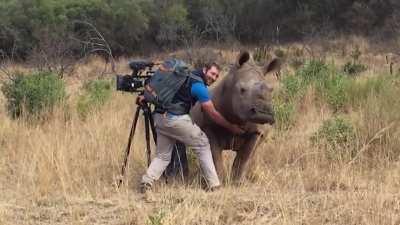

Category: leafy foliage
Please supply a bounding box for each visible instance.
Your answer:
[1,0,399,57]
[294,60,352,112]
[1,71,66,118]
[147,210,165,225]
[317,73,351,112]
[154,2,191,47]
[312,117,355,146]
[343,45,367,76]
[77,79,112,119]
[280,74,305,101]
[343,62,367,76]
[297,60,330,85]
[273,73,304,131]
[273,101,296,131]
[311,116,356,160]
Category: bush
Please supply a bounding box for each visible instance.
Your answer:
[77,79,112,119]
[280,74,305,101]
[272,72,305,131]
[297,60,330,85]
[147,210,165,225]
[296,60,350,112]
[311,116,356,160]
[1,71,66,119]
[274,48,285,58]
[273,101,296,131]
[317,74,351,112]
[343,62,367,76]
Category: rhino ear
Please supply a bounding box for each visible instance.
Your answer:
[263,58,281,75]
[236,51,250,67]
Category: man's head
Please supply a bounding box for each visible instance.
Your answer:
[202,62,221,86]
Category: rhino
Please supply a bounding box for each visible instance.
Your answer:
[168,51,280,181]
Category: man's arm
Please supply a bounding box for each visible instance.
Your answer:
[191,82,244,134]
[201,100,244,135]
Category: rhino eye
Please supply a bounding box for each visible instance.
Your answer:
[240,87,247,94]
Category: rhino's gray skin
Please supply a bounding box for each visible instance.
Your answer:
[190,51,280,181]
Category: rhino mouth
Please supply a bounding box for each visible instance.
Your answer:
[249,107,275,124]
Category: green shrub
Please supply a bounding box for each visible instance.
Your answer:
[274,48,285,58]
[77,79,112,119]
[311,116,356,160]
[280,74,305,101]
[1,71,66,118]
[343,62,367,76]
[273,101,296,131]
[147,210,165,225]
[272,72,305,131]
[317,74,350,112]
[343,45,366,76]
[296,60,329,85]
[296,60,350,112]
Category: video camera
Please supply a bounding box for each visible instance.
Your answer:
[116,60,155,93]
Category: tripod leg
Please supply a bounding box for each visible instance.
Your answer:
[148,109,157,143]
[166,142,188,180]
[176,142,189,178]
[118,105,141,188]
[143,108,152,167]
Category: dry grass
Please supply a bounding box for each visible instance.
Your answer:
[1,42,400,225]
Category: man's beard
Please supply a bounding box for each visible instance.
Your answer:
[205,78,213,86]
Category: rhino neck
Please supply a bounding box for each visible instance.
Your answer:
[211,76,244,125]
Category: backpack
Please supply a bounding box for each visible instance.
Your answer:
[144,59,203,114]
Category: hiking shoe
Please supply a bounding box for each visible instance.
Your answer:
[139,182,152,194]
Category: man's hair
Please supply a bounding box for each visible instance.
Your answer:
[204,62,221,71]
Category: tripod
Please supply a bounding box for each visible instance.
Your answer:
[117,102,188,188]
[117,102,156,188]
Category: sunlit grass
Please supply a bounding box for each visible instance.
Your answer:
[1,45,400,224]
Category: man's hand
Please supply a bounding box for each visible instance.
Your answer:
[201,100,245,135]
[136,95,146,105]
[229,124,245,135]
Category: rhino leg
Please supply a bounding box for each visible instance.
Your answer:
[232,134,259,181]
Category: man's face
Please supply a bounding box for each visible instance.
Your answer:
[203,66,220,86]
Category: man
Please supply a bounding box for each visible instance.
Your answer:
[138,61,244,192]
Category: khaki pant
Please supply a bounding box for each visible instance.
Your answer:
[141,113,220,188]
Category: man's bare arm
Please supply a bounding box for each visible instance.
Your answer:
[201,100,244,135]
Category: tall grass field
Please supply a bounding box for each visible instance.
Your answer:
[1,40,400,225]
